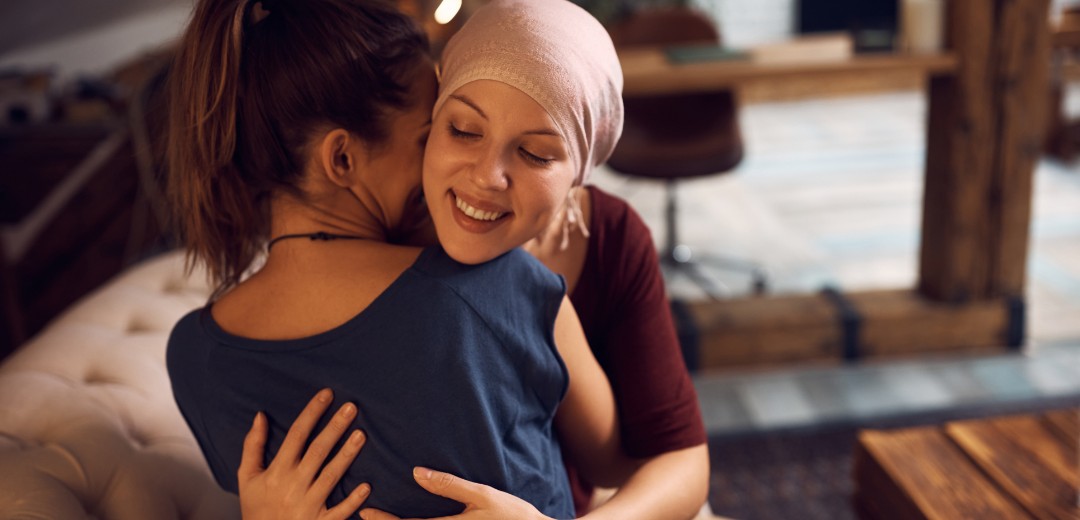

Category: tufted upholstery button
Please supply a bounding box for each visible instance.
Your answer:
[124,317,156,334]
[83,371,116,386]
[0,251,239,519]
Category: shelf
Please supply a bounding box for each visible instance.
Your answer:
[619,49,960,96]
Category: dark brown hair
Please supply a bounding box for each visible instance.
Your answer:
[166,0,428,298]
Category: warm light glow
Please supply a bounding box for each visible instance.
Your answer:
[434,0,461,24]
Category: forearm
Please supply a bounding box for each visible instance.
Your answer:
[578,443,710,520]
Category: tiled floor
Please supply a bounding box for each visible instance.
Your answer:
[589,89,1080,436]
[693,345,1080,434]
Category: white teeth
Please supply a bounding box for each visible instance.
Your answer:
[455,196,505,222]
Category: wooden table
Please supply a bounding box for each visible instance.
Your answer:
[618,47,958,96]
[854,409,1080,519]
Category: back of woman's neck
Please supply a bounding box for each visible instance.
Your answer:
[270,194,387,242]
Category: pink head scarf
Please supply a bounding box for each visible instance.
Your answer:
[433,0,624,187]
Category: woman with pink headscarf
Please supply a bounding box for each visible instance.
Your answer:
[233,0,709,518]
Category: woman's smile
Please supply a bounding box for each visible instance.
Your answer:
[454,190,508,221]
[448,189,512,233]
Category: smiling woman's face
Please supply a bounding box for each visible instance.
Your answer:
[422,79,576,265]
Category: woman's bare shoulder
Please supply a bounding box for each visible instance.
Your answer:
[211,243,423,340]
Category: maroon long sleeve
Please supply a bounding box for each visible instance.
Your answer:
[563,186,707,514]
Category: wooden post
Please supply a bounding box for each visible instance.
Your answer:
[919,0,1051,302]
[918,0,997,303]
[988,0,1051,298]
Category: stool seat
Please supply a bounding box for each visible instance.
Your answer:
[606,7,765,297]
[608,103,743,179]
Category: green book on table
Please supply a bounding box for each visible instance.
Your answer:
[664,45,749,64]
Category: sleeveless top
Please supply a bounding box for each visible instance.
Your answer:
[167,246,575,519]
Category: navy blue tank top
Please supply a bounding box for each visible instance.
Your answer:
[167,246,574,518]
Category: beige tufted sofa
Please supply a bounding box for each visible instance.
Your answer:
[0,251,239,519]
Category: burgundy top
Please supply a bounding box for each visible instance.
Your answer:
[564,186,707,514]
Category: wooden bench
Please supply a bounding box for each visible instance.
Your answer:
[854,409,1079,519]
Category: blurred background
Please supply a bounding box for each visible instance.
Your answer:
[1,0,1078,518]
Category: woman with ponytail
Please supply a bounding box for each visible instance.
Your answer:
[166,0,434,297]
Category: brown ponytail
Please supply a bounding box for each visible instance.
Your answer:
[166,0,428,298]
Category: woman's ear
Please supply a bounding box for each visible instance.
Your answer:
[317,128,365,188]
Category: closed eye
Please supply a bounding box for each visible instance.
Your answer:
[519,148,552,166]
[449,122,480,140]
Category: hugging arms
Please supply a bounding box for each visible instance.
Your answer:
[165,0,709,518]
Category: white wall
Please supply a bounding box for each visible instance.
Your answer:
[692,0,1080,50]
[690,0,795,49]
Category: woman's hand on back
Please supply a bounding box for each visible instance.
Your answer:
[238,388,371,520]
[358,468,551,520]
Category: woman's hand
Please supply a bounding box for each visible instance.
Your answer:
[238,388,371,520]
[358,468,550,520]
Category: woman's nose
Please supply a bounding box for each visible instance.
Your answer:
[469,147,510,191]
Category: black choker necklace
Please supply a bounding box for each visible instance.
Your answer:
[267,231,366,250]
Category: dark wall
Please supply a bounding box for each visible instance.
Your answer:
[797,0,899,51]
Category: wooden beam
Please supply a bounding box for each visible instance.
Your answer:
[688,289,1013,370]
[919,0,1050,302]
[988,0,1052,298]
[689,293,840,367]
[917,0,997,302]
[853,290,1010,357]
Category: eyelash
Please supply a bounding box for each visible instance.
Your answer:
[448,123,553,167]
[448,123,478,140]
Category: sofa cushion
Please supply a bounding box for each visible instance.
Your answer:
[0,251,239,519]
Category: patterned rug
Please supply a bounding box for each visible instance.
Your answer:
[706,394,1080,519]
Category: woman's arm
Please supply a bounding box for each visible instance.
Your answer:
[579,444,709,520]
[550,295,636,487]
[567,190,711,518]
[550,296,709,519]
